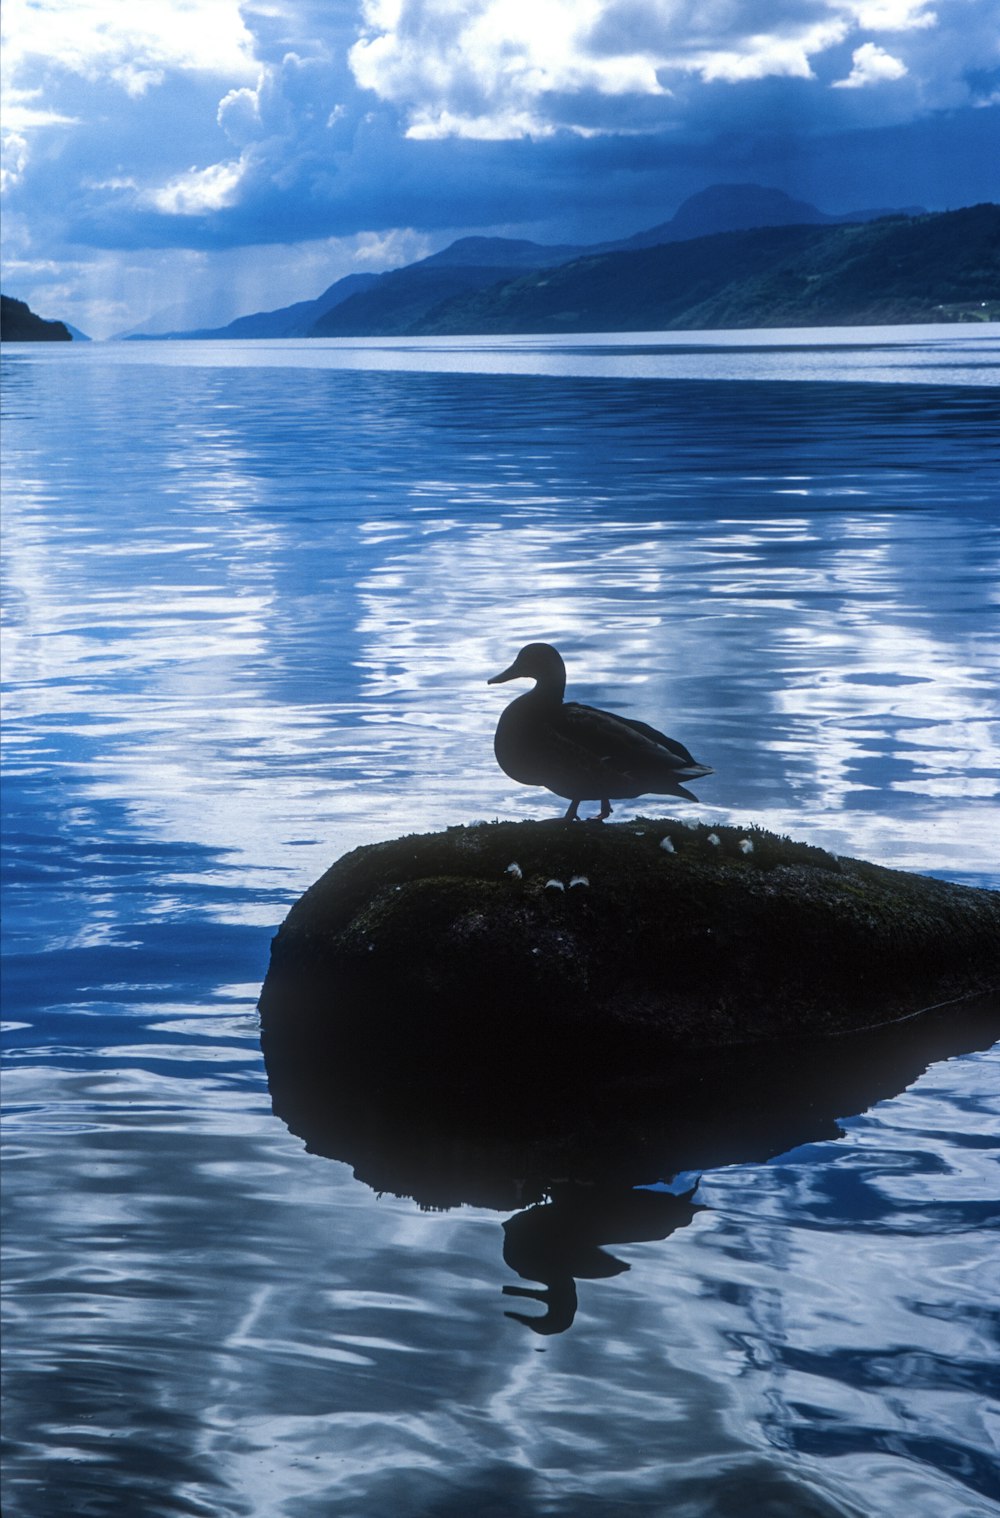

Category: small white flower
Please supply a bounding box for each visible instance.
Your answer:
[707,833,721,847]
[505,861,523,879]
[569,874,589,889]
[544,878,565,892]
[683,818,699,830]
[660,836,675,854]
[739,838,754,855]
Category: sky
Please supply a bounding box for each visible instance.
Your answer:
[2,0,998,337]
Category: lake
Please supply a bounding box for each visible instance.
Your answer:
[2,327,999,1518]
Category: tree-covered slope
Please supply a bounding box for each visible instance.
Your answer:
[415,206,1000,335]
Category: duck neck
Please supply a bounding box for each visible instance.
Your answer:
[529,668,565,706]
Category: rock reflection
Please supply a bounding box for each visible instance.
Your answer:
[263,991,998,1334]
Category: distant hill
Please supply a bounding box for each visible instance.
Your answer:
[616,183,926,249]
[117,183,971,343]
[310,262,574,337]
[306,184,936,339]
[1,294,72,341]
[412,206,1000,335]
[417,236,590,269]
[124,272,382,341]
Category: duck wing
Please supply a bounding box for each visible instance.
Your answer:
[563,703,712,777]
[555,702,711,800]
[600,711,713,777]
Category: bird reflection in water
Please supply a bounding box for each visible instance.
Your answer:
[502,1182,703,1334]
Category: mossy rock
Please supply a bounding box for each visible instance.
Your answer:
[260,820,999,1126]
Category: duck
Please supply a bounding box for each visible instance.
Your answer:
[488,642,713,821]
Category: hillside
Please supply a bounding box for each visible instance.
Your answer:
[125,184,931,342]
[617,182,925,250]
[310,263,570,337]
[126,272,382,341]
[414,206,999,335]
[309,184,939,339]
[1,294,72,341]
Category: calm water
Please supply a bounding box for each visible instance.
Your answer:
[2,328,999,1517]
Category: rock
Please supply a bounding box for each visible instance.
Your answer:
[259,820,999,1137]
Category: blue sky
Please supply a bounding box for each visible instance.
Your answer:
[2,0,998,337]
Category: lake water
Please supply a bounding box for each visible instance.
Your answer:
[2,327,999,1518]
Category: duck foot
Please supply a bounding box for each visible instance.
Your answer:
[562,799,613,822]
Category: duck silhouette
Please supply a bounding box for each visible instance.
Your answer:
[488,642,712,821]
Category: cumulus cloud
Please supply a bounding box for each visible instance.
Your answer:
[350,0,670,139]
[148,159,247,214]
[835,0,936,29]
[348,0,937,135]
[1,0,257,84]
[833,41,909,86]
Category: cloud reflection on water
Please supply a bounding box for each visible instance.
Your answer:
[3,335,999,1518]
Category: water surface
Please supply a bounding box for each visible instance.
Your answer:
[3,328,999,1517]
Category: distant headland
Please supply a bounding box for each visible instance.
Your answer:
[1,294,73,342]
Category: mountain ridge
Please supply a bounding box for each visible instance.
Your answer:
[410,206,999,335]
[122,183,935,341]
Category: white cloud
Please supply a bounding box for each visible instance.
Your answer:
[835,0,936,29]
[148,158,246,214]
[350,0,919,136]
[1,0,259,197]
[833,41,909,86]
[683,20,850,83]
[0,0,258,85]
[351,0,670,139]
[0,132,29,193]
[351,227,435,263]
[218,83,264,144]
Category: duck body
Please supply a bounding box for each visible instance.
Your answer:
[488,643,712,821]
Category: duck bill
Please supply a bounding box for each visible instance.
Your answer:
[487,662,519,684]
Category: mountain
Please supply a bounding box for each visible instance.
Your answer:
[1,294,73,341]
[309,261,575,337]
[617,183,926,249]
[410,206,999,336]
[307,184,935,338]
[125,272,383,340]
[116,183,948,343]
[417,235,590,268]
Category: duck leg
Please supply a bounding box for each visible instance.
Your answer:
[563,799,581,822]
[596,798,613,821]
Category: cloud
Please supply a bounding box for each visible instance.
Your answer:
[833,41,908,86]
[345,0,950,135]
[835,0,935,29]
[2,0,998,336]
[1,0,258,207]
[350,0,671,138]
[148,159,247,214]
[0,0,257,84]
[349,0,854,136]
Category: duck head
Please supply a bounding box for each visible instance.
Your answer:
[488,643,567,697]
